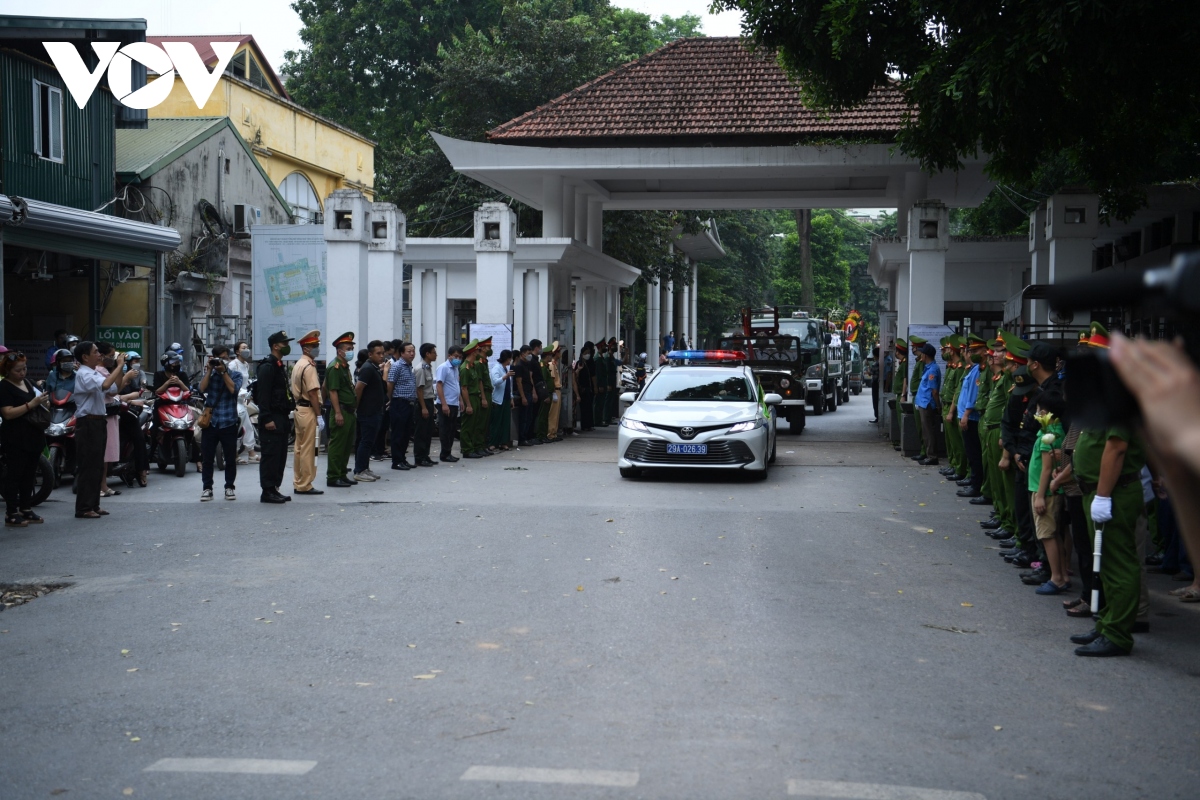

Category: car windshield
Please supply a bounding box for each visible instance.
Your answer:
[717,336,798,362]
[641,372,754,402]
[775,319,824,350]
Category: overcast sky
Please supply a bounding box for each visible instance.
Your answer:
[34,1,744,72]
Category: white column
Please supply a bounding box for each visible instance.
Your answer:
[537,266,551,342]
[473,203,516,325]
[646,279,660,364]
[523,270,539,343]
[322,189,371,361]
[689,261,698,345]
[1028,206,1049,329]
[562,183,576,239]
[678,262,691,346]
[542,175,563,239]
[433,267,448,357]
[662,280,674,347]
[366,203,405,344]
[513,270,527,345]
[587,198,603,250]
[896,264,911,346]
[1046,192,1099,293]
[411,268,424,346]
[906,200,948,328]
[575,280,589,349]
[574,189,588,241]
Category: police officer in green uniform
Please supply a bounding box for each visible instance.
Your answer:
[324,331,357,487]
[594,340,611,427]
[939,336,966,480]
[459,339,486,458]
[891,338,907,449]
[536,349,553,441]
[605,337,620,424]
[908,335,928,460]
[1000,339,1039,563]
[478,338,495,455]
[1069,324,1146,656]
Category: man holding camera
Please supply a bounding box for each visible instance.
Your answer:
[198,345,242,501]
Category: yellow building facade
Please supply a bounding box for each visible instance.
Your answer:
[147,35,375,221]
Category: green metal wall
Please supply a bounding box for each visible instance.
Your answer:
[1,49,115,212]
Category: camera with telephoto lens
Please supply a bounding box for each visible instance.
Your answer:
[1048,250,1200,428]
[209,358,222,368]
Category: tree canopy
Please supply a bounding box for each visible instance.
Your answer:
[714,0,1200,219]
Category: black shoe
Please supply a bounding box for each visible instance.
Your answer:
[870,419,879,423]
[464,452,483,459]
[391,462,412,471]
[956,478,974,487]
[910,454,924,461]
[1070,629,1102,645]
[980,518,1002,529]
[1022,571,1051,585]
[478,450,494,457]
[997,538,1017,548]
[327,478,355,488]
[957,487,981,497]
[294,487,324,495]
[920,458,940,466]
[939,466,956,474]
[529,439,543,445]
[999,547,1022,557]
[893,445,902,450]
[1075,636,1129,657]
[440,455,459,463]
[417,459,436,467]
[1008,554,1033,568]
[1133,621,1150,634]
[969,495,993,505]
[261,492,287,504]
[274,489,292,502]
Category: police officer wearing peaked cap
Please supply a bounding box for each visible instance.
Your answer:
[325,332,358,487]
[257,330,295,503]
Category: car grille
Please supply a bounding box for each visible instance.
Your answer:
[643,421,728,438]
[624,439,755,465]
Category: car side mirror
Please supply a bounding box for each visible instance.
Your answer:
[764,393,783,405]
[823,333,832,345]
[620,392,636,404]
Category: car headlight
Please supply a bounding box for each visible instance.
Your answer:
[727,419,763,434]
[620,418,650,433]
[805,364,823,379]
[779,378,790,389]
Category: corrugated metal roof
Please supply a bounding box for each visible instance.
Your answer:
[115,117,227,180]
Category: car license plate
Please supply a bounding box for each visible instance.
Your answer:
[667,443,707,455]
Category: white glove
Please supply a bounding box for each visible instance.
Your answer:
[1090,495,1113,524]
[317,414,326,433]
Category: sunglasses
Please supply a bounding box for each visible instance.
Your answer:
[3,351,25,361]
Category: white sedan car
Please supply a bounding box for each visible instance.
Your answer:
[617,362,780,479]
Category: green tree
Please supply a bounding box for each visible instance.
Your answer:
[714,0,1200,219]
[772,212,848,311]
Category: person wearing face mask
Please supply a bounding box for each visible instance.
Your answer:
[117,351,149,487]
[513,344,538,446]
[574,342,596,432]
[323,332,358,487]
[256,331,295,503]
[593,340,610,428]
[229,341,258,463]
[290,330,324,496]
[435,345,465,462]
[198,344,242,501]
[45,349,77,393]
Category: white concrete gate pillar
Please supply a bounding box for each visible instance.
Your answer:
[474,203,516,326]
[587,198,604,250]
[646,279,660,364]
[661,279,674,348]
[1046,192,1099,302]
[323,189,371,361]
[562,183,576,239]
[906,200,949,329]
[366,203,405,343]
[1028,206,1049,329]
[574,189,588,241]
[689,261,698,346]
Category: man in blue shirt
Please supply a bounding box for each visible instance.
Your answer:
[387,342,418,470]
[199,344,243,501]
[914,342,942,466]
[434,345,464,462]
[956,334,987,495]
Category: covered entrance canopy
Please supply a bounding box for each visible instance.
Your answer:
[434,37,996,360]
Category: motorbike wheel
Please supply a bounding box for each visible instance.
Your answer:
[49,448,64,489]
[174,439,188,478]
[32,455,55,506]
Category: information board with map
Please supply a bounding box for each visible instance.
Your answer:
[251,225,328,359]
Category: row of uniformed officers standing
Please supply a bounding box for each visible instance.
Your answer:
[889,322,1150,657]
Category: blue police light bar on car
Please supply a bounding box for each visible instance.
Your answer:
[666,349,747,363]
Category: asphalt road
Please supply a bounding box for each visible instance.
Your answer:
[1,393,1198,800]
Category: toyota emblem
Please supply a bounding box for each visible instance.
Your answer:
[680,426,695,439]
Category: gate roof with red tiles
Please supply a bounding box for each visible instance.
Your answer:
[487,37,909,147]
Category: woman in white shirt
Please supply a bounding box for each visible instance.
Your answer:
[488,350,514,451]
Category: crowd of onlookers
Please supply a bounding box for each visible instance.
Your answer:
[891,324,1198,658]
[0,329,634,518]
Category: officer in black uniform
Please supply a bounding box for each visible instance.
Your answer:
[257,330,295,504]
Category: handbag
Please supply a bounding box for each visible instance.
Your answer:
[197,406,213,429]
[24,394,50,432]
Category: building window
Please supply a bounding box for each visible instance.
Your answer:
[248,55,273,93]
[225,50,247,80]
[280,172,322,224]
[32,80,64,163]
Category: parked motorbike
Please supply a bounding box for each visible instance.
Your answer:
[151,385,199,477]
[45,384,77,487]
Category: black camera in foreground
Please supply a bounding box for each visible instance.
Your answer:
[1049,251,1200,429]
[209,358,222,368]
